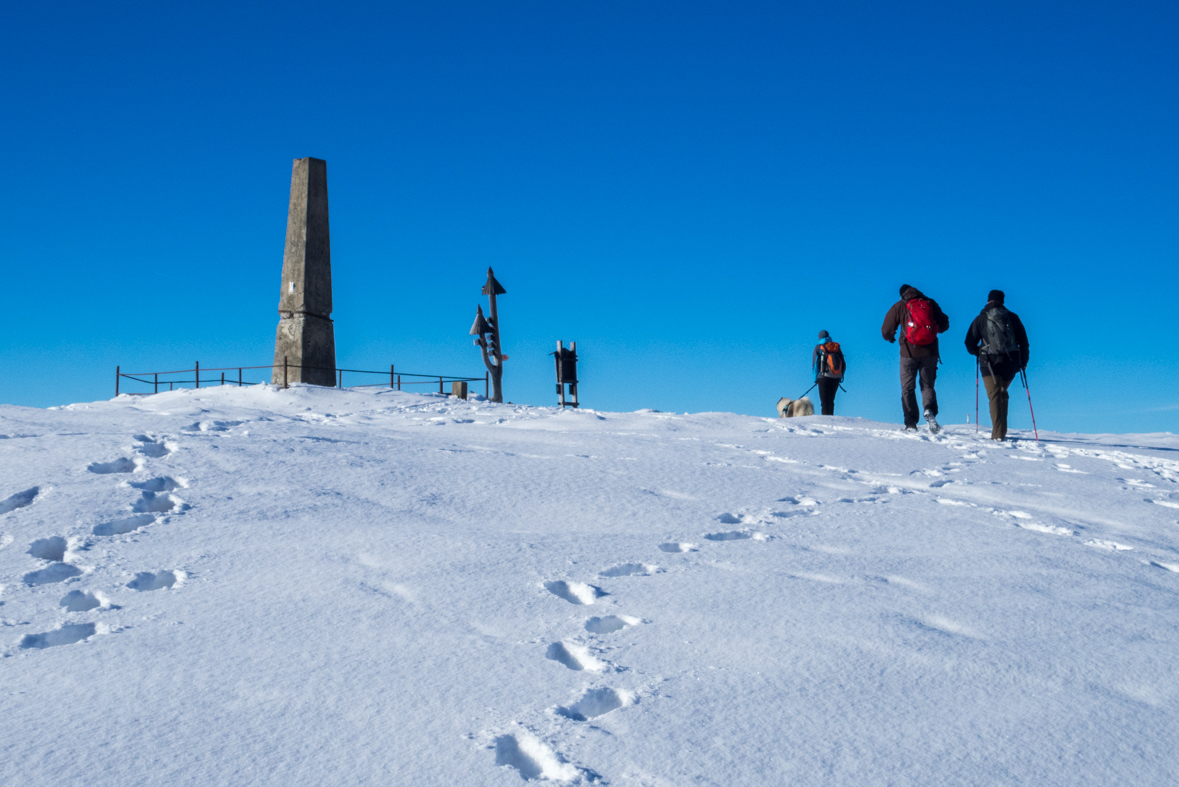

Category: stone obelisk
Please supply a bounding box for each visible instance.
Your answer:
[272,157,336,386]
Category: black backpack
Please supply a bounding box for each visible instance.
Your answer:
[980,306,1019,358]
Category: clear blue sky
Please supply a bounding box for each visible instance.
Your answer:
[2,1,1176,433]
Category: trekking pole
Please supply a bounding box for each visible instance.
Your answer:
[973,359,979,431]
[1019,368,1039,443]
[796,382,818,400]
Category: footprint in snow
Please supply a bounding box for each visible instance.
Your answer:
[24,562,84,585]
[28,536,72,562]
[556,687,636,721]
[543,580,605,605]
[585,615,642,634]
[88,458,142,474]
[60,590,112,612]
[1085,540,1133,552]
[1148,498,1179,510]
[127,570,184,591]
[133,435,174,458]
[131,491,186,514]
[545,641,606,672]
[1017,522,1074,536]
[658,542,697,553]
[935,498,971,507]
[704,530,767,542]
[0,486,41,515]
[128,476,186,493]
[93,514,157,537]
[493,731,579,782]
[599,563,660,578]
[20,622,99,650]
[182,421,243,433]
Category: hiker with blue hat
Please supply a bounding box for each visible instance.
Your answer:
[812,330,846,415]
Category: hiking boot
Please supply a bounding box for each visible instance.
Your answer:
[903,425,919,433]
[924,410,940,434]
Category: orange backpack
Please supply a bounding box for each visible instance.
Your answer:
[817,341,846,379]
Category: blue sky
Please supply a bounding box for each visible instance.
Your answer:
[2,1,1176,433]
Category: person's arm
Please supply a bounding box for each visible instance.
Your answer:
[964,315,981,356]
[881,303,901,343]
[812,345,821,379]
[1013,313,1030,368]
[934,300,950,333]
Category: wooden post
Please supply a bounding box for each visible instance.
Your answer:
[195,361,200,389]
[397,374,401,391]
[390,364,394,389]
[439,376,444,394]
[238,368,242,387]
[221,372,225,386]
[557,340,566,408]
[154,372,159,394]
[116,366,120,397]
[571,341,579,408]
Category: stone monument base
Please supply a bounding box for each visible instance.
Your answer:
[272,313,336,386]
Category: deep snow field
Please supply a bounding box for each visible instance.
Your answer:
[2,385,1178,786]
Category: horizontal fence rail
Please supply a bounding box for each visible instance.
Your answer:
[116,360,488,398]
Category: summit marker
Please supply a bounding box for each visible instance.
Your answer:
[272,157,336,386]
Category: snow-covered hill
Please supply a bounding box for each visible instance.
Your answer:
[2,386,1177,786]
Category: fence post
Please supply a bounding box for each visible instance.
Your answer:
[485,372,489,399]
[116,366,120,397]
[195,361,200,389]
[283,356,288,389]
[238,368,242,387]
[221,372,225,386]
[439,376,443,394]
[390,364,394,389]
[397,374,401,391]
[154,372,158,394]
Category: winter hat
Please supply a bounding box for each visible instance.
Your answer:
[899,283,912,297]
[987,289,1005,304]
[818,330,830,339]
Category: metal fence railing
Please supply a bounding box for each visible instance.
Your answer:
[116,359,489,398]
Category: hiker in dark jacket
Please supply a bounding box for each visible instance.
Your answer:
[812,330,845,416]
[964,289,1029,441]
[881,284,950,433]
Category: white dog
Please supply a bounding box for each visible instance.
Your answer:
[776,396,815,418]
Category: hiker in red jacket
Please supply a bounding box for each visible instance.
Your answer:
[881,284,950,433]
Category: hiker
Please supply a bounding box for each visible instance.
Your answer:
[812,331,845,415]
[881,284,950,433]
[964,289,1029,441]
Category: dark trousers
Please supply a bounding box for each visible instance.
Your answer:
[981,358,1020,440]
[900,356,938,427]
[817,378,839,415]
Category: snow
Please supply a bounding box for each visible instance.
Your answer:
[2,384,1178,785]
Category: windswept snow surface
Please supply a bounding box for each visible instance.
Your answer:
[2,385,1178,785]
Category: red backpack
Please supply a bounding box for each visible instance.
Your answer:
[904,298,938,346]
